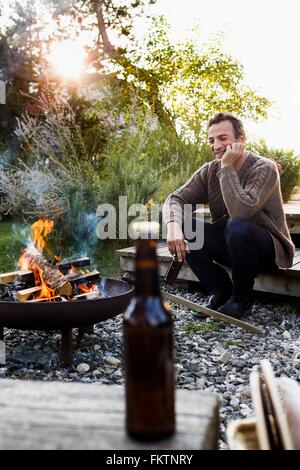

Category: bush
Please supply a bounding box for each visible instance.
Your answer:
[0,92,102,252]
[248,140,300,202]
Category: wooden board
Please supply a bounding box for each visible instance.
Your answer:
[260,360,294,450]
[194,203,300,234]
[0,380,219,450]
[250,371,272,450]
[16,286,43,301]
[163,292,264,335]
[117,244,300,297]
[0,269,33,284]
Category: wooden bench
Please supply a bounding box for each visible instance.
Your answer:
[117,203,300,297]
[194,203,300,235]
[0,380,219,450]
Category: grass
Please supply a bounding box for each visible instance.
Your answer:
[0,220,30,272]
[180,321,225,334]
[221,339,245,349]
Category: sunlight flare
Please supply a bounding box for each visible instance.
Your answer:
[48,40,85,80]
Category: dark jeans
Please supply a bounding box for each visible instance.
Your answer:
[184,218,277,301]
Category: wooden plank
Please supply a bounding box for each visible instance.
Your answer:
[195,204,300,233]
[286,263,300,278]
[286,220,300,234]
[72,291,100,301]
[292,249,300,265]
[56,257,91,274]
[0,269,33,284]
[16,286,42,301]
[253,271,300,294]
[0,380,219,450]
[163,292,264,335]
[66,271,100,284]
[118,243,300,296]
[283,202,300,216]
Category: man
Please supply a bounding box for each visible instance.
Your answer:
[163,112,295,318]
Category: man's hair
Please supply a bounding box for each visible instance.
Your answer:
[208,112,245,139]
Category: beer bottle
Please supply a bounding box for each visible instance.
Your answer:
[123,235,175,441]
[164,253,183,285]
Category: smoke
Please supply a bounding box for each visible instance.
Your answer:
[65,211,101,261]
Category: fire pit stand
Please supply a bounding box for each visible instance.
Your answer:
[0,279,134,366]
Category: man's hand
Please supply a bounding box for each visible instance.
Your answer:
[167,221,186,262]
[221,142,245,168]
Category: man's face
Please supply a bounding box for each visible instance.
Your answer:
[208,120,244,160]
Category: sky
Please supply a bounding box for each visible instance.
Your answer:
[135,0,300,154]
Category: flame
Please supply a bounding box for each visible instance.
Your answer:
[69,265,77,274]
[18,219,55,299]
[79,282,98,294]
[34,265,55,299]
[31,219,54,253]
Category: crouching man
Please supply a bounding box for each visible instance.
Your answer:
[163,112,295,318]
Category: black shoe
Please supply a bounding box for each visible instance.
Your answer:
[218,295,253,319]
[202,289,232,311]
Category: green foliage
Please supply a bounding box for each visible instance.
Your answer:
[0,91,102,250]
[248,139,300,202]
[0,221,30,272]
[130,16,271,141]
[154,142,214,203]
[180,321,224,334]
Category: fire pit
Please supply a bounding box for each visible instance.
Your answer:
[0,278,133,365]
[0,220,134,365]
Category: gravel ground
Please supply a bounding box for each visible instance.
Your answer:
[1,284,300,449]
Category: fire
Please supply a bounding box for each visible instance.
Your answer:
[31,219,54,253]
[17,219,99,301]
[18,219,55,299]
[79,283,98,294]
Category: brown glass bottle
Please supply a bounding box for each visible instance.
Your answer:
[164,253,183,285]
[123,238,175,441]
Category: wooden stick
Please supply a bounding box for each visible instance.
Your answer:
[16,286,43,301]
[56,257,91,274]
[72,291,100,301]
[162,292,264,335]
[66,271,100,284]
[0,269,33,284]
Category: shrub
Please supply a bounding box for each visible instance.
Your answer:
[248,140,300,202]
[0,92,102,251]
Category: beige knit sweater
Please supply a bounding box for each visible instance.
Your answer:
[163,152,295,268]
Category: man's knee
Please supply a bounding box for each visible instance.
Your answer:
[182,216,203,242]
[225,218,252,244]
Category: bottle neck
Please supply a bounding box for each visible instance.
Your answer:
[135,239,161,297]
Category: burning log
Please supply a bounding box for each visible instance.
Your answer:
[32,256,72,296]
[56,257,91,274]
[0,270,34,284]
[66,271,100,285]
[72,291,100,301]
[16,286,43,301]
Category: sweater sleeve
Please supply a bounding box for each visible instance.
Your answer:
[217,161,279,219]
[162,163,209,225]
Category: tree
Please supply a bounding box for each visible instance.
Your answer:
[130,17,271,142]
